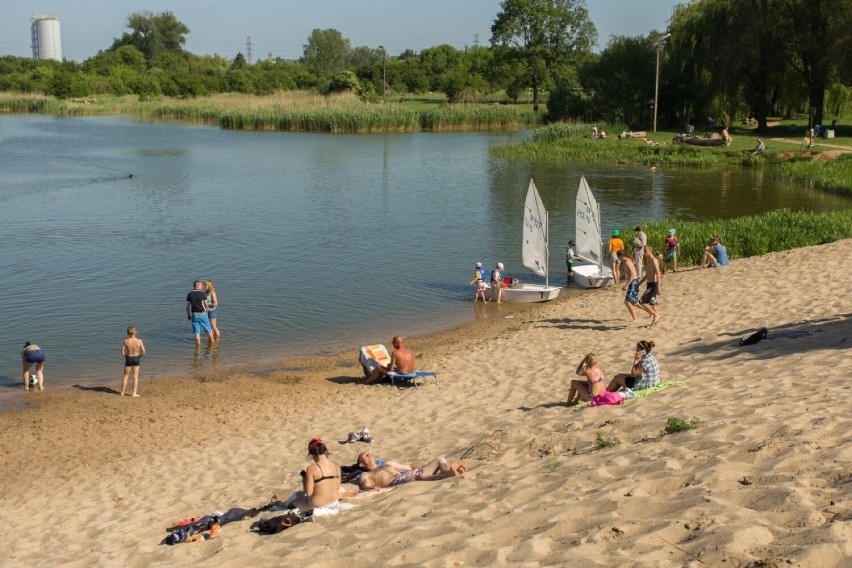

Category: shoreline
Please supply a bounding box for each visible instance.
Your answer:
[0,288,561,413]
[1,240,850,566]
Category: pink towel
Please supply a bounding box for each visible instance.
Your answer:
[588,391,624,407]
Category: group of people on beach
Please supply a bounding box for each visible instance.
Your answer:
[566,340,661,407]
[20,279,222,396]
[276,438,465,516]
[606,226,729,327]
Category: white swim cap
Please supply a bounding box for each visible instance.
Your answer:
[497,262,504,269]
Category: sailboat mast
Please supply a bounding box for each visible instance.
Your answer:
[545,210,549,287]
[596,202,602,272]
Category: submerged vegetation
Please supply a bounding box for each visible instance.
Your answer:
[621,208,852,267]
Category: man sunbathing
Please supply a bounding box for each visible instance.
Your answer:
[365,335,415,384]
[354,452,465,490]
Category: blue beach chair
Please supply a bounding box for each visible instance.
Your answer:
[386,371,439,388]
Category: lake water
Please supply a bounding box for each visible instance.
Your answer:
[0,115,848,394]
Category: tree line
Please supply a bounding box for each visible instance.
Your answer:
[1,1,849,130]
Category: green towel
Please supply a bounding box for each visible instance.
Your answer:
[572,380,685,409]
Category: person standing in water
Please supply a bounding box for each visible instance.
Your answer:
[21,342,45,392]
[205,280,221,339]
[120,326,146,397]
[186,280,214,346]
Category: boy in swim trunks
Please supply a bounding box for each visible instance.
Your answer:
[637,246,662,327]
[121,326,146,397]
[617,250,640,321]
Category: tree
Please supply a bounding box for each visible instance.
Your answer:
[302,28,351,78]
[491,0,596,111]
[111,11,190,65]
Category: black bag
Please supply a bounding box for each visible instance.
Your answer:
[739,327,768,346]
[252,512,305,534]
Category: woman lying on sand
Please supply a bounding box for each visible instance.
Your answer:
[566,353,605,406]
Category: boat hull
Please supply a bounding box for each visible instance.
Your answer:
[573,264,613,289]
[500,283,561,303]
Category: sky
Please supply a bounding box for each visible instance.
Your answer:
[0,0,682,62]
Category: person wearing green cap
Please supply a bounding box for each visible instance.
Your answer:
[608,229,625,284]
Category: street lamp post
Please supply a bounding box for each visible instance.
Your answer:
[379,45,386,104]
[653,33,671,133]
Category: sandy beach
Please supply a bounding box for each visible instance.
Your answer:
[1,240,850,567]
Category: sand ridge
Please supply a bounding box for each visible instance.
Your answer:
[0,240,850,567]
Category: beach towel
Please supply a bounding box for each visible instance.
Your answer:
[588,391,624,407]
[571,380,685,409]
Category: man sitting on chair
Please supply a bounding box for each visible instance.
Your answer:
[365,335,415,384]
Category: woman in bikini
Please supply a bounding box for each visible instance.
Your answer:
[205,280,221,339]
[566,353,606,406]
[282,438,341,513]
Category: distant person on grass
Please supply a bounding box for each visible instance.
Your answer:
[365,335,416,384]
[120,326,146,397]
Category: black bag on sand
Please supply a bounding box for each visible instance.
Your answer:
[252,512,306,534]
[739,327,768,346]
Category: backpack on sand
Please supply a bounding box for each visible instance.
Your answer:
[739,328,768,346]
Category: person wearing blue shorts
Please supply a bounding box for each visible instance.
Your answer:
[21,342,46,391]
[186,280,214,346]
[617,250,640,321]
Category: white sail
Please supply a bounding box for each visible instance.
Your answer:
[575,175,603,266]
[522,179,548,278]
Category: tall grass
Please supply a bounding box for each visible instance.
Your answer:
[772,154,852,197]
[621,208,852,266]
[0,91,537,133]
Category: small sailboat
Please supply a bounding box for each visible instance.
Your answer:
[501,179,561,303]
[572,175,614,288]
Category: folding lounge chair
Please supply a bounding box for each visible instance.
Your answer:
[386,370,439,388]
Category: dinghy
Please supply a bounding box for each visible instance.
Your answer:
[572,176,614,288]
[501,179,561,303]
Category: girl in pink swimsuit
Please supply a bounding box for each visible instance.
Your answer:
[566,353,606,406]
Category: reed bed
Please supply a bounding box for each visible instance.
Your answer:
[772,154,852,197]
[620,208,852,267]
[1,91,535,132]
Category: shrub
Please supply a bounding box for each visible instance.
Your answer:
[662,417,701,436]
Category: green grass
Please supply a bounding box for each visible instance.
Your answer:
[772,153,852,197]
[618,208,852,267]
[661,417,701,436]
[595,431,621,449]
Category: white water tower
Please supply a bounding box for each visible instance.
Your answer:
[30,15,63,61]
